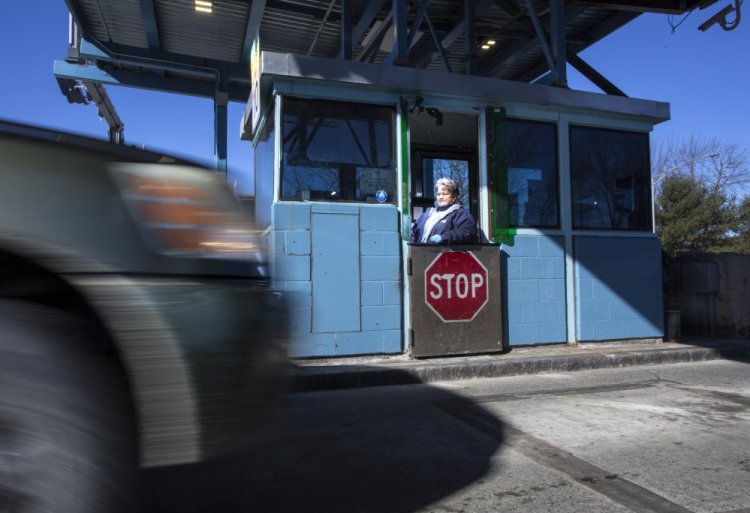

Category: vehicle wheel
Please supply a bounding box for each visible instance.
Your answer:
[0,300,139,513]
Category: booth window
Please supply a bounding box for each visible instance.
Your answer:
[281,97,396,203]
[570,126,651,230]
[506,120,559,228]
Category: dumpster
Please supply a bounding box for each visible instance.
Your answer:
[408,243,503,357]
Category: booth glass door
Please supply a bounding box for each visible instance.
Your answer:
[411,149,478,221]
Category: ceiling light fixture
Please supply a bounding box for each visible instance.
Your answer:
[195,0,213,13]
[481,44,490,50]
[487,39,496,45]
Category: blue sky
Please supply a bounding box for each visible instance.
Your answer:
[2,3,748,196]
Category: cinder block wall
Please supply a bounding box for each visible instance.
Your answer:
[575,236,663,341]
[502,235,567,345]
[272,202,403,358]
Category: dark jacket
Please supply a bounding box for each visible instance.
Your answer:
[410,206,477,244]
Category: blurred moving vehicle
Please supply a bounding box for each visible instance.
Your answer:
[0,120,289,512]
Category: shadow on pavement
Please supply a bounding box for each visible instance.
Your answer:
[673,335,750,364]
[143,367,504,513]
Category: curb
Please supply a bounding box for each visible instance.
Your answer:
[290,342,750,392]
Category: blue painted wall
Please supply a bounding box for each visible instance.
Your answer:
[502,235,567,345]
[575,236,663,340]
[272,202,402,357]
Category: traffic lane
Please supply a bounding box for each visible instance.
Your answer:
[143,378,505,513]
[434,360,750,513]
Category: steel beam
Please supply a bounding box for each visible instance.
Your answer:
[78,39,249,85]
[83,80,125,143]
[412,0,493,68]
[464,0,477,74]
[566,51,626,96]
[392,0,409,65]
[549,0,567,86]
[478,5,586,80]
[522,0,557,79]
[340,0,352,60]
[357,12,393,62]
[335,0,387,58]
[424,12,452,72]
[53,60,248,101]
[384,0,431,65]
[242,0,267,62]
[137,0,160,50]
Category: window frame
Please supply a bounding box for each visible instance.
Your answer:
[568,124,653,232]
[280,96,397,204]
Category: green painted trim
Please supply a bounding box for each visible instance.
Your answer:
[400,99,410,240]
[486,107,515,246]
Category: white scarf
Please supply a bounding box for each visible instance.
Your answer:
[420,204,460,242]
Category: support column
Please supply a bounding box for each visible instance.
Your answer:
[464,0,477,75]
[341,0,352,60]
[392,0,408,65]
[550,0,567,87]
[214,90,228,173]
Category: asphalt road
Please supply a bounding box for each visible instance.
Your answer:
[144,359,750,513]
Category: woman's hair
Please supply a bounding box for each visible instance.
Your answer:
[435,177,460,199]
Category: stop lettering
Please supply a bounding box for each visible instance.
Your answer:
[424,252,488,322]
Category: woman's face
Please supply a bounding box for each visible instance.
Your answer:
[435,186,456,207]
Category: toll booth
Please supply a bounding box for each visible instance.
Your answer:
[246,52,666,359]
[409,244,502,357]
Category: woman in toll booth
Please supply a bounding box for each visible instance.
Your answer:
[410,177,477,245]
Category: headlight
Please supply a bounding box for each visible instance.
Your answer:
[109,163,265,261]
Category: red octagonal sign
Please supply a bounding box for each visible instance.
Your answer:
[424,251,488,322]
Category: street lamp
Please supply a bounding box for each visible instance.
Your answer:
[651,152,720,233]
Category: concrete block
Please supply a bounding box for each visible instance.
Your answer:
[503,236,539,257]
[381,330,403,353]
[538,279,565,301]
[362,305,401,331]
[362,256,401,281]
[382,281,402,305]
[577,320,595,340]
[312,203,359,214]
[506,257,521,280]
[360,205,398,231]
[271,231,286,256]
[279,281,312,308]
[361,231,400,256]
[520,257,559,279]
[508,279,539,302]
[609,300,639,320]
[522,302,560,323]
[334,331,385,355]
[508,302,523,324]
[626,318,662,338]
[540,322,567,343]
[593,320,628,340]
[274,255,310,281]
[510,323,541,345]
[361,281,383,306]
[286,230,311,255]
[538,236,565,257]
[579,300,610,321]
[273,203,311,230]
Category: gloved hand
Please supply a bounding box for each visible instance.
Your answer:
[429,234,442,244]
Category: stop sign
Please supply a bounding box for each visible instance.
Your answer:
[424,251,488,322]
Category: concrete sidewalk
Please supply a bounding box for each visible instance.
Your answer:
[290,337,750,392]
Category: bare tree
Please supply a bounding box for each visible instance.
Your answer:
[653,136,750,200]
